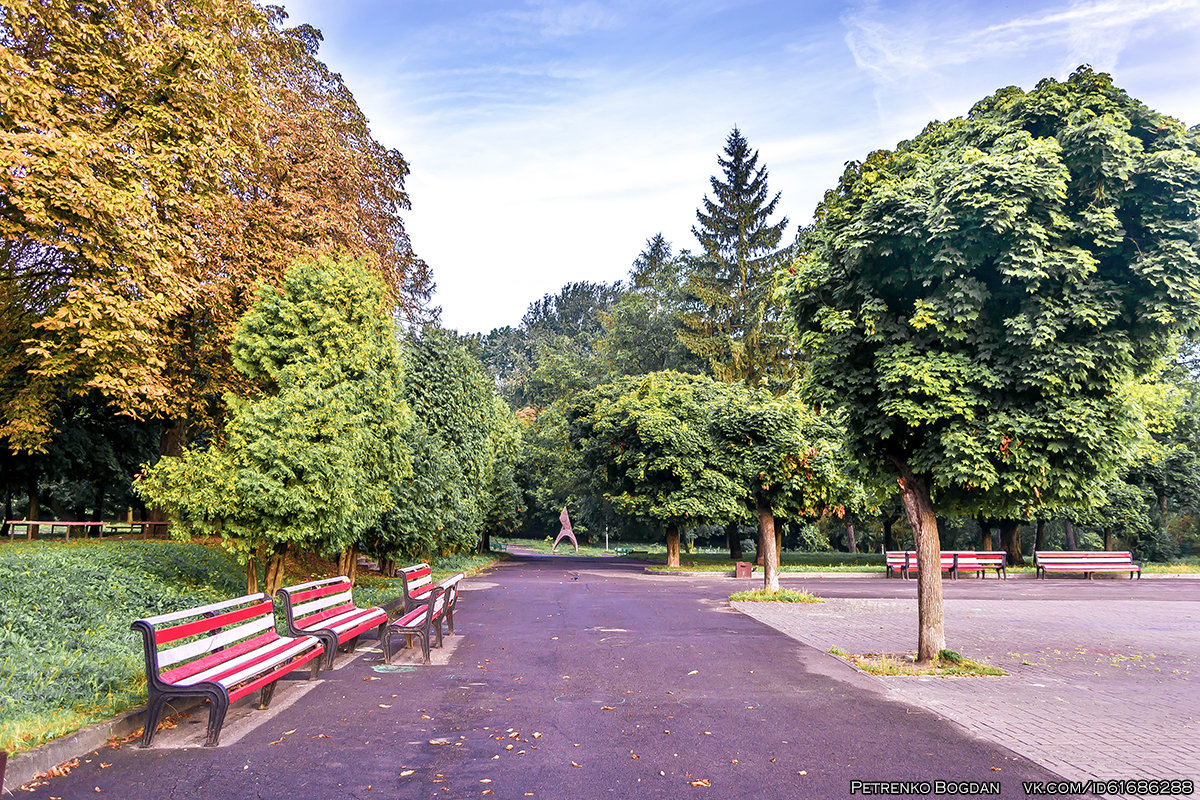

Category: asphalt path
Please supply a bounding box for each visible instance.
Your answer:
[25,555,1068,799]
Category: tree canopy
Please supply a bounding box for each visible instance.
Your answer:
[682,128,795,388]
[136,256,412,592]
[567,372,741,566]
[786,68,1200,659]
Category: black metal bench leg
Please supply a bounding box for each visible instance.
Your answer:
[139,692,169,748]
[418,629,431,665]
[204,695,230,747]
[446,607,455,636]
[259,680,278,710]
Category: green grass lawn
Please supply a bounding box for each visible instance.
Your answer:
[0,539,247,755]
[0,539,497,755]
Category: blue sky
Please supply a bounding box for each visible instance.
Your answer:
[278,0,1200,334]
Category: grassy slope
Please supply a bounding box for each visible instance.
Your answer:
[0,540,246,754]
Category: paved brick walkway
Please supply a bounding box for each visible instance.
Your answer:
[734,578,1200,790]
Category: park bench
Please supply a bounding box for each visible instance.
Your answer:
[130,593,324,747]
[948,551,1007,579]
[276,577,388,669]
[1034,550,1141,579]
[885,550,1007,579]
[383,584,447,665]
[885,550,909,578]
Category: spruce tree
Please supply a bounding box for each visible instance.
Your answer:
[681,128,794,388]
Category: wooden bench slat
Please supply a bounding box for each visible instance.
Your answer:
[181,635,315,687]
[154,599,274,646]
[160,630,279,685]
[158,614,277,668]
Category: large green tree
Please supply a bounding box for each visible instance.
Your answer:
[137,256,412,593]
[567,372,741,567]
[681,128,795,388]
[786,68,1200,661]
[710,388,844,590]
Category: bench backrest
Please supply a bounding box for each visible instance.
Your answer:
[1035,550,1136,567]
[945,551,1006,568]
[399,563,433,599]
[131,593,279,689]
[277,577,356,630]
[885,551,908,568]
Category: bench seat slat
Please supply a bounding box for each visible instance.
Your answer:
[180,635,316,688]
[297,606,387,638]
[223,641,324,704]
[160,629,278,685]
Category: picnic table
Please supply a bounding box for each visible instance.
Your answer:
[5,520,104,541]
[102,521,169,539]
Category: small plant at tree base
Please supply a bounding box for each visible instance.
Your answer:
[938,649,964,665]
[729,588,823,603]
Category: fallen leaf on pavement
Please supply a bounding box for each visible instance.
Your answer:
[688,779,711,787]
[571,762,581,768]
[429,739,452,746]
[687,670,698,676]
[400,770,415,777]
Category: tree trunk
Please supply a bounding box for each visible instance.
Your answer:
[882,512,898,552]
[666,524,681,568]
[265,547,288,596]
[999,521,1024,566]
[755,520,764,566]
[977,516,994,551]
[891,458,945,664]
[726,521,742,561]
[479,528,491,554]
[846,523,857,555]
[246,557,259,595]
[756,493,779,592]
[151,419,188,523]
[338,544,359,584]
[1103,527,1114,552]
[1034,518,1046,552]
[1065,520,1077,550]
[91,481,107,522]
[27,474,39,537]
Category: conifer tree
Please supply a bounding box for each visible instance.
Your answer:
[681,128,794,389]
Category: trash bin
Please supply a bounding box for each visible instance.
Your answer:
[735,561,753,578]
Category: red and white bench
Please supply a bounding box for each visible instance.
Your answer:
[384,584,448,665]
[276,577,388,669]
[885,550,1007,579]
[1035,551,1141,579]
[885,551,910,578]
[131,593,324,747]
[948,551,1007,579]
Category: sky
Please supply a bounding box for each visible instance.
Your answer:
[277,0,1200,334]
